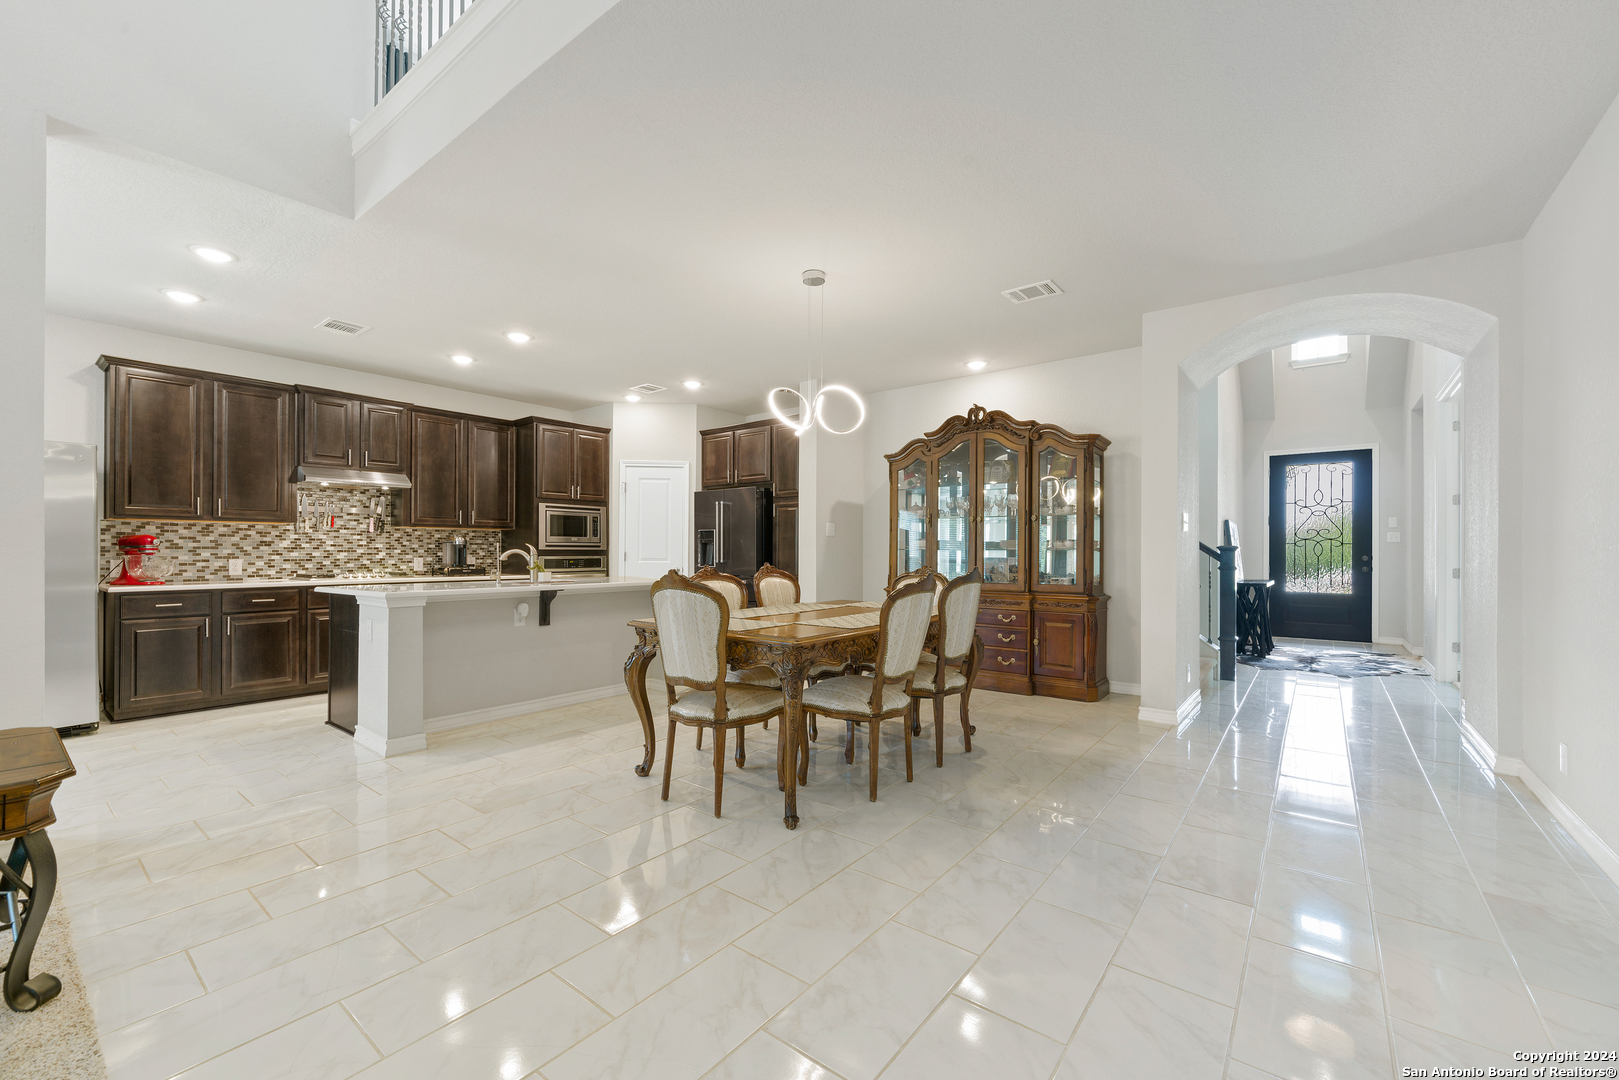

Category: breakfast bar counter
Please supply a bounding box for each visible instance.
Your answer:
[317,577,654,756]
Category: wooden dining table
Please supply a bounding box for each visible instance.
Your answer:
[624,599,933,829]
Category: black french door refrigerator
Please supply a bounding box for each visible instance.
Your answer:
[694,486,773,603]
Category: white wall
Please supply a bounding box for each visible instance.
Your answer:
[1215,366,1244,558]
[860,349,1143,693]
[1236,336,1409,644]
[1521,88,1619,860]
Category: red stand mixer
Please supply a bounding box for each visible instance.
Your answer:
[109,534,178,586]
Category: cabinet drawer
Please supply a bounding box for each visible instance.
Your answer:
[120,592,212,620]
[981,646,1029,675]
[305,587,330,610]
[978,627,1028,650]
[977,608,1030,630]
[223,589,301,613]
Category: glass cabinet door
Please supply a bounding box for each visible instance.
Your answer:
[894,456,929,576]
[1036,445,1082,588]
[980,437,1022,586]
[935,439,972,578]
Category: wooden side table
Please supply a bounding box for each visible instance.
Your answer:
[1,727,76,1012]
[1236,580,1275,658]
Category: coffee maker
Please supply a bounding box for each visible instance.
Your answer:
[441,535,468,570]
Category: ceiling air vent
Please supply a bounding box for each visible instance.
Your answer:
[315,317,371,336]
[628,383,666,395]
[1001,279,1063,304]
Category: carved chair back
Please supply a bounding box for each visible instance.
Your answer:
[691,566,748,611]
[753,563,801,607]
[867,576,937,712]
[887,566,943,595]
[650,570,734,720]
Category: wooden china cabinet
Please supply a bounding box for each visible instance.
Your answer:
[887,406,1108,700]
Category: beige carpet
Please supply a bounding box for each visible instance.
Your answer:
[0,902,108,1080]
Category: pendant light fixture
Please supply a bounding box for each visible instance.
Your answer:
[767,269,866,436]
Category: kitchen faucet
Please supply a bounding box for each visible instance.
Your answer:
[497,544,540,582]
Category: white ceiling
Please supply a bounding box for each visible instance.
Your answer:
[45,0,1619,414]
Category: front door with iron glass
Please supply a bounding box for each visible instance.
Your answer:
[935,440,973,579]
[1267,448,1372,641]
[1035,443,1082,590]
[893,456,930,579]
[979,437,1022,587]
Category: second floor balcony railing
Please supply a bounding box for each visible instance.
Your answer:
[376,0,476,104]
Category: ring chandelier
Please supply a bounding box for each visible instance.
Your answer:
[766,269,866,436]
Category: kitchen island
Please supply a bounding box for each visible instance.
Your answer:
[316,577,654,757]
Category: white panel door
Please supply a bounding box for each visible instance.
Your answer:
[621,462,690,579]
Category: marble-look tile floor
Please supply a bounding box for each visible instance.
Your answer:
[44,661,1619,1080]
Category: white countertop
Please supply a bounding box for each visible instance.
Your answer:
[316,575,654,604]
[103,573,502,594]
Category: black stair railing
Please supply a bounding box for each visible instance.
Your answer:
[1198,536,1238,681]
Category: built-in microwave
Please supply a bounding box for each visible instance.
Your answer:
[540,503,605,548]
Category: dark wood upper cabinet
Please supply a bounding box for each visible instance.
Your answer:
[735,427,771,484]
[771,423,799,498]
[107,364,208,519]
[360,402,409,471]
[574,430,609,503]
[701,432,734,488]
[467,420,516,528]
[299,391,359,468]
[214,380,295,522]
[536,425,577,501]
[407,411,466,526]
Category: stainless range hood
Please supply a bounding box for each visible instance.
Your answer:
[295,465,412,489]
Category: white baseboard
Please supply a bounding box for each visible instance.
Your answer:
[1139,689,1202,729]
[1418,656,1436,677]
[1109,681,1141,697]
[1457,715,1497,771]
[1374,636,1423,657]
[352,728,428,758]
[1496,759,1619,886]
[427,683,627,734]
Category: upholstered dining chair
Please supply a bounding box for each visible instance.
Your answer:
[887,566,944,594]
[753,563,800,607]
[798,575,937,801]
[651,570,785,817]
[689,566,775,750]
[906,569,983,767]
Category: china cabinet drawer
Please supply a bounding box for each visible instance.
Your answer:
[982,647,1029,675]
[978,627,1028,650]
[120,592,212,620]
[977,609,1030,630]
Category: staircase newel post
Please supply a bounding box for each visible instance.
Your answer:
[1218,544,1238,681]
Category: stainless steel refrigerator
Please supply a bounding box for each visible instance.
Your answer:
[694,486,772,602]
[43,442,100,735]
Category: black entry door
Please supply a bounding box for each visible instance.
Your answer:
[1268,449,1373,641]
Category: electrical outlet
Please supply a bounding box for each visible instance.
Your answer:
[515,602,530,627]
[1186,664,1192,683]
[1387,532,1401,543]
[1559,743,1568,774]
[1182,512,1189,532]
[825,522,836,536]
[413,556,425,572]
[227,558,243,576]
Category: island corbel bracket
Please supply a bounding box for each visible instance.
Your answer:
[536,589,560,626]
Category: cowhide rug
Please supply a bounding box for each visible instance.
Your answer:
[1238,645,1427,679]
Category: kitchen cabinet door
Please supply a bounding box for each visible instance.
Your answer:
[701,431,733,488]
[108,365,208,519]
[773,499,798,577]
[407,412,466,526]
[467,420,516,528]
[299,391,358,468]
[735,426,771,484]
[305,608,331,688]
[536,424,577,501]
[360,402,409,471]
[222,610,301,696]
[214,380,295,522]
[117,616,214,713]
[771,422,798,498]
[574,429,609,503]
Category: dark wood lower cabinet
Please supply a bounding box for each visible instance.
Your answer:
[773,499,798,577]
[104,588,332,721]
[326,596,359,735]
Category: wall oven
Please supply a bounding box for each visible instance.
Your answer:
[540,503,605,548]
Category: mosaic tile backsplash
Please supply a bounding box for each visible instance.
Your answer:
[99,485,502,582]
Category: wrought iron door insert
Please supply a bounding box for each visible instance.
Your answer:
[1268,449,1372,641]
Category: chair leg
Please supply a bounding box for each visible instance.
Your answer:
[867,720,880,800]
[960,694,974,752]
[810,714,818,742]
[712,726,726,817]
[735,727,746,768]
[845,719,856,765]
[934,694,945,767]
[903,715,913,782]
[695,727,704,751]
[661,719,678,800]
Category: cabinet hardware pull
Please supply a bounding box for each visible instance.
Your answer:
[363,451,368,466]
[250,598,275,603]
[226,617,231,635]
[997,633,1014,642]
[997,614,1016,622]
[205,618,209,638]
[347,449,352,465]
[196,496,201,514]
[217,499,222,516]
[997,656,1015,666]
[155,602,182,608]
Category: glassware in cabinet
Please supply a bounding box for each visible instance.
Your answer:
[935,440,972,578]
[979,437,1022,586]
[894,456,929,576]
[1036,446,1081,587]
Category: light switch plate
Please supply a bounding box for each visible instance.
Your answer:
[413,556,425,571]
[1182,512,1189,532]
[227,558,243,576]
[1388,517,1399,528]
[824,522,836,536]
[1387,532,1401,543]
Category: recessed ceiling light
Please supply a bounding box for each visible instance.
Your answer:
[451,354,475,366]
[966,359,988,371]
[189,245,236,264]
[162,289,202,304]
[505,331,531,344]
[683,380,702,390]
[624,394,641,403]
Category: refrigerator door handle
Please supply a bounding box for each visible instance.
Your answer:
[717,502,724,564]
